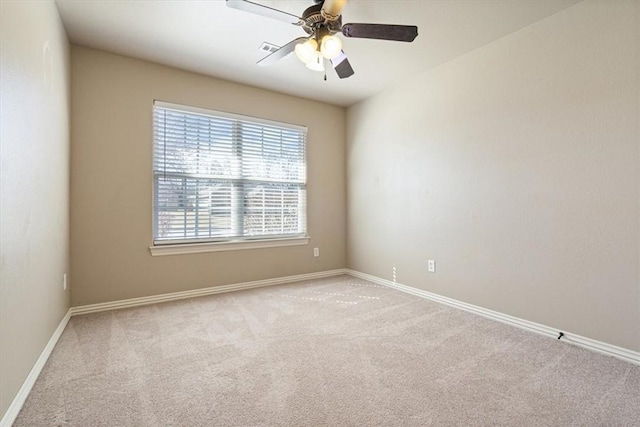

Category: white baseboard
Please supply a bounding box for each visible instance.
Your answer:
[346,269,640,366]
[0,309,72,427]
[70,269,348,315]
[6,268,636,427]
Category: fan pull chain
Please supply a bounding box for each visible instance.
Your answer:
[324,58,328,81]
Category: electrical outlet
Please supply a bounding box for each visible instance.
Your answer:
[313,247,320,257]
[63,273,67,290]
[428,260,436,273]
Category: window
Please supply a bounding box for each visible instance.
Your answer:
[151,101,307,253]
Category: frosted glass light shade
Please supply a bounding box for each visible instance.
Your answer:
[305,51,325,72]
[294,39,318,64]
[320,35,342,59]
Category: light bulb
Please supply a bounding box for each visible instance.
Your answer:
[320,35,342,59]
[305,51,325,72]
[295,39,318,64]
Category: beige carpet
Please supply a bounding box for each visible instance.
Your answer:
[14,275,640,426]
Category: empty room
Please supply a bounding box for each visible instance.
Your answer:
[1,0,639,425]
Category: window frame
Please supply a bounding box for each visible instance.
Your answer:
[149,100,309,256]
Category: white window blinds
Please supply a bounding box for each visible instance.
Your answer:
[153,101,307,245]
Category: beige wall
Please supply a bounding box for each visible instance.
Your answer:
[347,0,640,351]
[0,0,71,418]
[3,4,636,420]
[70,46,346,306]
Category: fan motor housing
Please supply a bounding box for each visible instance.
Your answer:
[301,3,341,35]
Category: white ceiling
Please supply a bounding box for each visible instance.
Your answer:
[55,0,581,107]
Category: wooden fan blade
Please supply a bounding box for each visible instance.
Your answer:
[321,0,349,21]
[257,37,308,66]
[226,0,302,25]
[331,51,354,79]
[342,23,418,42]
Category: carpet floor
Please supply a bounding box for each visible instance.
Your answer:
[14,275,640,426]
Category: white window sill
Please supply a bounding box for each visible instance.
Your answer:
[149,236,310,256]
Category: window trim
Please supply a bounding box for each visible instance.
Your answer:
[149,236,310,257]
[151,100,308,252]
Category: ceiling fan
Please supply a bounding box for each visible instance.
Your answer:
[226,0,418,79]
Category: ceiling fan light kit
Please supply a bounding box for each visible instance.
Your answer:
[226,0,418,79]
[294,34,341,73]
